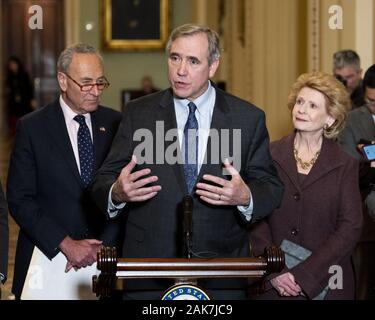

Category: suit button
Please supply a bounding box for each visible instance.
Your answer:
[293,193,300,201]
[291,228,299,236]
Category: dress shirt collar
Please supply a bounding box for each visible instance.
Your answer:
[59,95,91,125]
[173,81,215,116]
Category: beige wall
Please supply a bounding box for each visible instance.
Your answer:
[76,0,193,111]
[245,0,301,140]
[195,0,302,140]
[194,0,375,141]
[312,0,373,74]
[65,0,80,46]
[356,0,373,73]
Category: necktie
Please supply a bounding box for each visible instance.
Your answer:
[183,102,199,194]
[74,115,94,187]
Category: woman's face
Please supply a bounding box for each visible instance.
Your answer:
[292,87,335,134]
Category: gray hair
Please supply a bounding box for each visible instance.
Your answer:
[166,24,221,66]
[333,49,361,71]
[57,43,103,73]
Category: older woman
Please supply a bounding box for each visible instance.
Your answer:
[250,72,363,300]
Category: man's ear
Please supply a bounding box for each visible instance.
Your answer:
[57,72,67,92]
[209,59,220,78]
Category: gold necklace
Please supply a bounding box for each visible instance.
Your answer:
[293,147,321,170]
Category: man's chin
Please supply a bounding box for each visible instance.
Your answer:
[82,102,99,112]
[172,89,190,100]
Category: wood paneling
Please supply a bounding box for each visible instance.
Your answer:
[1,0,65,107]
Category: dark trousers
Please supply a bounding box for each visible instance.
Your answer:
[352,241,375,300]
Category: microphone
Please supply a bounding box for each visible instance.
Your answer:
[182,195,193,258]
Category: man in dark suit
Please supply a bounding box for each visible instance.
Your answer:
[91,24,284,300]
[0,182,8,299]
[7,43,122,299]
[338,64,375,299]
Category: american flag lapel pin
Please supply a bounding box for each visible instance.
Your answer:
[99,127,106,132]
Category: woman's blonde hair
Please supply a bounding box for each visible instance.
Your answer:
[287,72,350,139]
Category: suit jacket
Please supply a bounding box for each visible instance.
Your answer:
[91,85,284,293]
[338,106,375,160]
[0,182,8,283]
[7,99,122,297]
[249,133,363,299]
[338,106,375,242]
[350,81,364,110]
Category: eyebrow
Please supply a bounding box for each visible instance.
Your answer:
[80,76,105,81]
[169,52,200,61]
[297,96,322,104]
[187,55,200,61]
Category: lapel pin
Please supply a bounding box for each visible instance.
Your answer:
[99,127,106,132]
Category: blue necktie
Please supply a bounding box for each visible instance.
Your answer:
[74,115,94,187]
[183,102,198,194]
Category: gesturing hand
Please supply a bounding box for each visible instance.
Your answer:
[196,159,251,206]
[112,155,162,203]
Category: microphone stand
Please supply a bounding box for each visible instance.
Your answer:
[182,195,193,259]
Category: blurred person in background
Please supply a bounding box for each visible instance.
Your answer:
[5,56,35,136]
[333,50,364,109]
[338,64,375,299]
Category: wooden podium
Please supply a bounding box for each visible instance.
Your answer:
[92,246,284,299]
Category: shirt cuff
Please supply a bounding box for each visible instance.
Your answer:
[237,194,254,222]
[107,183,126,218]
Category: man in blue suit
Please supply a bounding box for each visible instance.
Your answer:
[7,43,122,299]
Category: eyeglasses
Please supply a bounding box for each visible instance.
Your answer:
[64,73,110,92]
[365,98,375,107]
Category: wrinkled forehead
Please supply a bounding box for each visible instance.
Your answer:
[297,86,328,106]
[69,53,104,78]
[169,34,209,59]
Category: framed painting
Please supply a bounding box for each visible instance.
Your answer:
[101,0,169,51]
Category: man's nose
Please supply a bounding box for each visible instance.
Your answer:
[90,84,101,96]
[177,60,188,76]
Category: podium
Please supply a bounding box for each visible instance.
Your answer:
[93,246,284,299]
